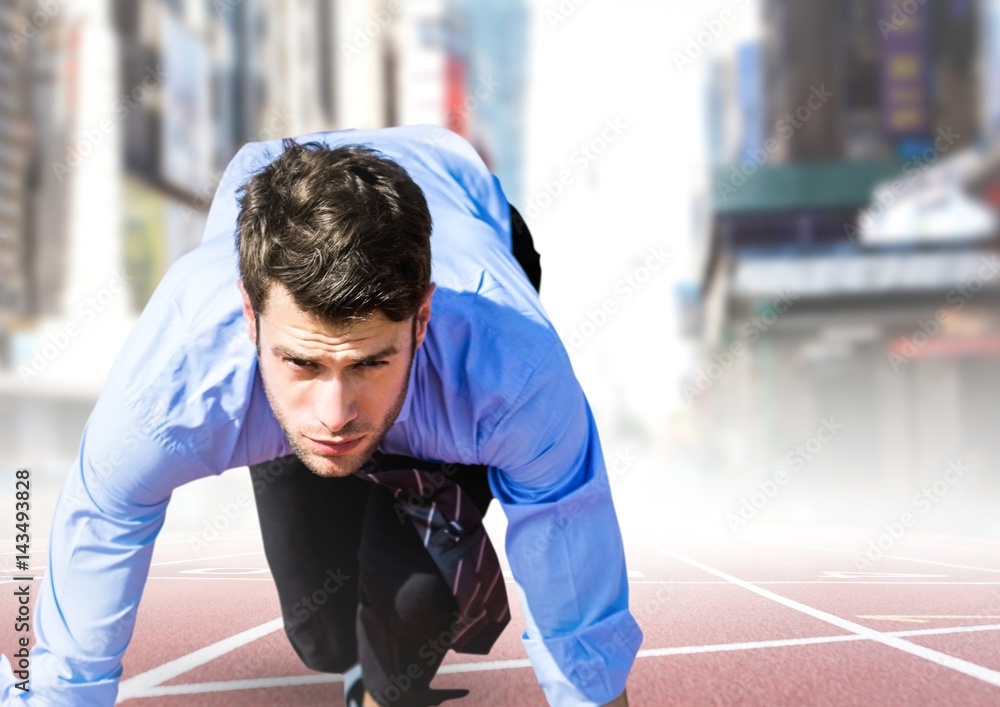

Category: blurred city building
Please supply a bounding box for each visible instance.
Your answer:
[0,0,528,481]
[688,0,1000,525]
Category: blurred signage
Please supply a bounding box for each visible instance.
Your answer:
[445,54,468,137]
[160,11,211,196]
[879,0,930,138]
[736,42,763,165]
[984,0,1000,141]
[123,179,166,314]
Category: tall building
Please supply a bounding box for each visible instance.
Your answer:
[0,1,32,328]
[0,0,526,479]
[0,0,393,469]
[390,0,529,205]
[457,0,529,206]
[689,0,1000,524]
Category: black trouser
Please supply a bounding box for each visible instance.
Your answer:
[250,203,540,705]
[250,456,492,705]
[509,203,541,293]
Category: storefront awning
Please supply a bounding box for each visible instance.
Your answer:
[732,249,1000,300]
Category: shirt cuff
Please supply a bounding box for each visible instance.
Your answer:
[1,650,122,707]
[521,608,642,706]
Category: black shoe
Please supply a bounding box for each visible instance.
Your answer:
[403,687,471,706]
[361,687,471,706]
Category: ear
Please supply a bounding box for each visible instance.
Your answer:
[238,280,258,344]
[413,282,436,349]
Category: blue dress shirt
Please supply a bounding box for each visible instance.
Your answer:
[0,125,641,706]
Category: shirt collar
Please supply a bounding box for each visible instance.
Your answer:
[395,348,418,424]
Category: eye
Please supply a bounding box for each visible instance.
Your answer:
[357,360,389,369]
[286,358,316,369]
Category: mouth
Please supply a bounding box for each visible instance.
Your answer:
[304,435,366,455]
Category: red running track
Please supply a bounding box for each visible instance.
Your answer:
[4,524,1000,705]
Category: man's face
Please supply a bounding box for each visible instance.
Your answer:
[239,281,435,478]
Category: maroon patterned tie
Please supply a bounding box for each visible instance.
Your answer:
[355,453,511,653]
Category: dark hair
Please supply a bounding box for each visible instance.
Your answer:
[236,139,432,325]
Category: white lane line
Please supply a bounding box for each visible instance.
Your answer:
[179,568,269,576]
[639,634,866,657]
[145,576,273,582]
[642,540,1000,689]
[0,541,253,552]
[860,615,1000,624]
[752,532,1000,556]
[156,533,261,544]
[502,569,645,579]
[9,575,1000,586]
[894,623,1000,638]
[0,536,261,556]
[894,539,1000,555]
[639,622,1000,658]
[149,551,264,567]
[14,576,996,586]
[121,622,1000,699]
[754,538,1000,575]
[115,618,284,703]
[134,674,341,697]
[125,658,538,698]
[629,581,1000,585]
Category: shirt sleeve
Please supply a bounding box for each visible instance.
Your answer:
[0,398,210,706]
[479,341,643,706]
[0,131,285,706]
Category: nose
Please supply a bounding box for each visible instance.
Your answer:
[312,376,358,434]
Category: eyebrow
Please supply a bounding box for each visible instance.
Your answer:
[271,343,401,365]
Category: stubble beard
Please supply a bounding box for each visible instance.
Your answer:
[256,317,416,479]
